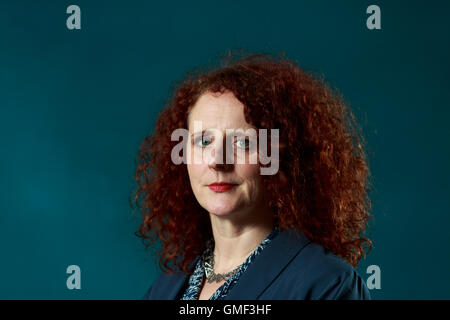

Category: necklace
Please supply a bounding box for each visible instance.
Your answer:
[201,225,279,284]
[202,240,241,283]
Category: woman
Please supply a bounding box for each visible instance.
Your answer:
[133,53,373,300]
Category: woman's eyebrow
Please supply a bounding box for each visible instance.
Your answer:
[190,129,213,138]
[232,130,253,137]
[190,128,255,138]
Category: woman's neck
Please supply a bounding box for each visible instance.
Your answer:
[208,206,275,274]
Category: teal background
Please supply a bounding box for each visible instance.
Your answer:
[0,0,449,299]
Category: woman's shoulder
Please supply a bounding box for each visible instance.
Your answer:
[295,241,357,274]
[275,229,364,277]
[276,238,370,299]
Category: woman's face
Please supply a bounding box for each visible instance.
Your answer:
[186,91,266,219]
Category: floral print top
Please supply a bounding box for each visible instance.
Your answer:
[180,226,279,300]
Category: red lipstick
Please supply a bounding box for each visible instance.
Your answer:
[208,182,238,193]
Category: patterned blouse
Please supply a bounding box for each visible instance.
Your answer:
[180,226,279,300]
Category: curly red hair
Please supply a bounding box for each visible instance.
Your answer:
[132,52,373,274]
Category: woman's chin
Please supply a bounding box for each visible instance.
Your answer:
[205,201,239,217]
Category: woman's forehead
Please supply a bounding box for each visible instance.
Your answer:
[187,91,252,131]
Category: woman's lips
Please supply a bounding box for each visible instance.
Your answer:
[207,182,238,193]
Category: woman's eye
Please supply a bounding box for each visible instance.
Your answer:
[195,137,212,147]
[236,139,250,149]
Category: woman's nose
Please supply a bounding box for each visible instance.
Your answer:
[207,139,234,171]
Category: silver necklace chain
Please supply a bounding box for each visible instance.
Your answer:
[202,241,241,283]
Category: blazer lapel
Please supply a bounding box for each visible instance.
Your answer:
[224,229,311,300]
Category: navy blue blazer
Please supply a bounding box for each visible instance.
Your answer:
[142,229,370,300]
